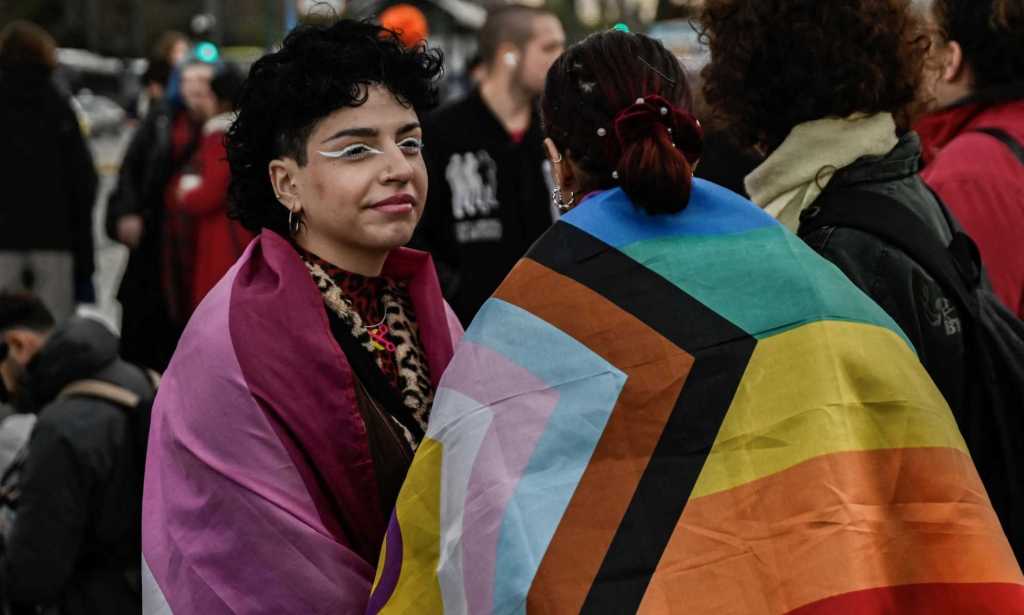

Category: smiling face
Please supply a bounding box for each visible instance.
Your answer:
[270,85,427,275]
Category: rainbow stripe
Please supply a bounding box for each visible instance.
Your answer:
[368,180,1023,614]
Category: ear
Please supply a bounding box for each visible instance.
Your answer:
[268,158,302,214]
[942,40,967,83]
[543,137,575,188]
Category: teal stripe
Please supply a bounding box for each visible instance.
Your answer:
[621,225,912,346]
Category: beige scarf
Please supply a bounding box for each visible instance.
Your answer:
[745,113,900,232]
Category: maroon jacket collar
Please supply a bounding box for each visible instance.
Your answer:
[915,85,1024,165]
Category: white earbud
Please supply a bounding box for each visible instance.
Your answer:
[503,51,519,67]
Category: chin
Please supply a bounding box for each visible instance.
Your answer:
[375,226,417,251]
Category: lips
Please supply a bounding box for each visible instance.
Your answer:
[370,193,417,209]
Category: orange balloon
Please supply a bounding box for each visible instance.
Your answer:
[380,4,429,47]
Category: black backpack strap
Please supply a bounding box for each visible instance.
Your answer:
[972,127,1024,166]
[797,189,981,318]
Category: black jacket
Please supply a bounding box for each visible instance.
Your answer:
[0,67,97,284]
[799,132,968,414]
[2,317,150,614]
[104,101,195,370]
[413,90,556,324]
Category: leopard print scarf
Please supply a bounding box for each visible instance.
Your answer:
[302,255,434,449]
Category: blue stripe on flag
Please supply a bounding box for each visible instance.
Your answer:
[561,179,775,248]
[465,299,628,614]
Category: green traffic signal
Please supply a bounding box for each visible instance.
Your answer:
[195,41,219,63]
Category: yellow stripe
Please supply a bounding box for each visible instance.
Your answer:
[379,437,444,613]
[691,320,966,498]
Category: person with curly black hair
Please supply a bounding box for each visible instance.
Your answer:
[141,19,462,614]
[916,0,1024,318]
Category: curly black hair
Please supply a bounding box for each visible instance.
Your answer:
[699,0,927,152]
[225,19,443,235]
[935,0,1024,90]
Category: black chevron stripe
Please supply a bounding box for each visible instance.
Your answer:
[529,221,757,614]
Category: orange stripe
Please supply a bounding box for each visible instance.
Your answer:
[638,447,1021,614]
[493,258,694,615]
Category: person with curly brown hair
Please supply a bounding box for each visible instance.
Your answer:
[701,1,968,414]
[915,0,1024,318]
[702,0,1024,566]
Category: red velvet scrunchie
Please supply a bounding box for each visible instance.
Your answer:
[611,94,704,166]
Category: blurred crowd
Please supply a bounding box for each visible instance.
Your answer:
[0,0,1022,612]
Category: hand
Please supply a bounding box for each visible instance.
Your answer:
[177,174,201,202]
[117,214,144,249]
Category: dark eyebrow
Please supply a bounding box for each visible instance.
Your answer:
[397,122,421,135]
[320,127,377,144]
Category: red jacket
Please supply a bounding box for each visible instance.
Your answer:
[171,113,254,312]
[916,96,1024,317]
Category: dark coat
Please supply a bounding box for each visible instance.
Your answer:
[413,90,555,325]
[799,132,968,417]
[2,317,151,615]
[105,102,196,370]
[0,67,98,288]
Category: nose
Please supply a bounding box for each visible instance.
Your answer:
[382,145,415,185]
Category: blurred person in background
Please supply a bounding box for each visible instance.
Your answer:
[0,21,98,323]
[915,0,1024,317]
[142,20,462,613]
[136,31,189,118]
[0,292,153,614]
[169,63,253,313]
[106,59,212,372]
[702,0,1024,560]
[412,4,565,325]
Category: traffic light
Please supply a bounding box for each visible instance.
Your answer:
[195,41,220,63]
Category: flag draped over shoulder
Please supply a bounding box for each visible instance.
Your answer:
[142,231,459,614]
[368,180,1024,615]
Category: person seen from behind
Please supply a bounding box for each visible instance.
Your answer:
[0,21,98,323]
[169,63,253,313]
[412,4,565,325]
[142,20,462,614]
[368,30,1023,614]
[0,293,153,614]
[915,0,1024,317]
[701,0,1024,561]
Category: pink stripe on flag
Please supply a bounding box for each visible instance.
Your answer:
[440,342,560,614]
[142,256,374,613]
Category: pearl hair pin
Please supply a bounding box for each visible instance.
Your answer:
[597,127,607,137]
